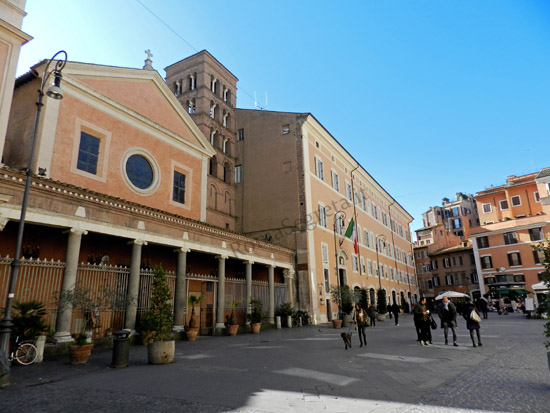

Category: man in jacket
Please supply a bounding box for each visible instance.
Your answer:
[438,296,458,346]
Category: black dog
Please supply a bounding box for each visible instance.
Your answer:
[341,332,352,350]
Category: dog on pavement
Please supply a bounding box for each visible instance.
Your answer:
[341,332,352,350]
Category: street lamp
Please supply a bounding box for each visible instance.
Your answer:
[375,234,387,290]
[0,51,67,380]
[333,211,346,289]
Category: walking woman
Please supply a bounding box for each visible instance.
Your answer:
[463,300,482,347]
[353,303,367,347]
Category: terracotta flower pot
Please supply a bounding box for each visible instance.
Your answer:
[185,327,199,341]
[147,340,175,364]
[332,319,343,328]
[227,324,239,336]
[69,343,94,365]
[251,323,261,334]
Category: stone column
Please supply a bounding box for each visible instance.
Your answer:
[245,261,253,325]
[54,228,87,343]
[268,265,275,323]
[173,247,189,331]
[215,255,227,332]
[124,239,147,332]
[283,268,295,306]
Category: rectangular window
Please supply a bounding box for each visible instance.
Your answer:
[533,249,545,264]
[324,269,330,293]
[315,158,324,180]
[352,255,359,272]
[446,275,453,285]
[534,192,540,202]
[477,236,489,249]
[443,258,450,268]
[453,218,462,229]
[511,195,521,207]
[452,207,459,217]
[360,257,366,274]
[503,232,518,245]
[331,171,340,192]
[471,272,478,283]
[433,276,440,286]
[529,227,543,241]
[237,129,244,141]
[77,132,100,174]
[235,165,242,183]
[318,204,327,228]
[173,171,186,204]
[345,182,352,201]
[499,199,509,210]
[367,259,372,275]
[451,256,457,266]
[321,243,329,263]
[482,203,492,214]
[507,252,522,266]
[481,256,492,269]
[458,256,463,266]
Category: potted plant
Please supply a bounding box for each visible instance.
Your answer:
[247,299,265,333]
[12,300,48,363]
[225,299,241,336]
[331,285,353,327]
[185,294,204,341]
[278,302,294,327]
[142,266,175,364]
[376,289,388,321]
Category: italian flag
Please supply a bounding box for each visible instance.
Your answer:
[344,218,358,254]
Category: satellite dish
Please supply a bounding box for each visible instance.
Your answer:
[499,266,506,272]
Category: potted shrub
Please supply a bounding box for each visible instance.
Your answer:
[331,285,353,327]
[142,267,175,364]
[376,289,388,321]
[12,300,48,363]
[185,294,204,341]
[225,299,241,336]
[247,299,265,333]
[279,302,294,327]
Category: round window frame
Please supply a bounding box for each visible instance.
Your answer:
[121,148,160,195]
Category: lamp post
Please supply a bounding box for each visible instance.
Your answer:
[375,234,387,291]
[333,211,346,289]
[0,51,67,377]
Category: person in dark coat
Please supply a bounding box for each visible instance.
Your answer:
[463,301,482,347]
[414,297,430,346]
[479,297,488,319]
[437,296,458,346]
[390,302,400,326]
[368,304,376,327]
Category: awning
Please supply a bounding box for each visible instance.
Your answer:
[485,288,532,297]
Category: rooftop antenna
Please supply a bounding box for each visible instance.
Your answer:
[254,91,258,110]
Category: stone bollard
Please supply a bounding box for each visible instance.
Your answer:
[35,335,47,363]
[287,315,292,328]
[276,316,281,329]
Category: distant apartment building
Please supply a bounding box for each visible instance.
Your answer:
[470,170,550,301]
[421,193,479,241]
[234,109,417,323]
[414,222,478,299]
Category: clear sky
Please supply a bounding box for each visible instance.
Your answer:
[16,0,550,237]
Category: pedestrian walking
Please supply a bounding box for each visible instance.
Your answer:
[437,296,458,346]
[463,300,482,347]
[414,297,430,346]
[480,297,488,319]
[368,303,376,327]
[353,303,367,347]
[390,302,400,326]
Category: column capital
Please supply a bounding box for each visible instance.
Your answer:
[283,268,295,279]
[128,239,147,246]
[244,260,254,265]
[266,264,276,269]
[175,247,191,253]
[216,255,228,260]
[64,227,88,236]
[0,218,8,231]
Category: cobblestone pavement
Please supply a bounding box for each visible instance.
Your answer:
[2,312,549,412]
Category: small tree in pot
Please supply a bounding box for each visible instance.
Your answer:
[225,299,242,336]
[142,266,175,364]
[247,299,265,333]
[185,294,204,341]
[376,289,388,321]
[330,285,354,327]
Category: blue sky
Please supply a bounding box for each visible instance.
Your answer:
[17,0,550,237]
